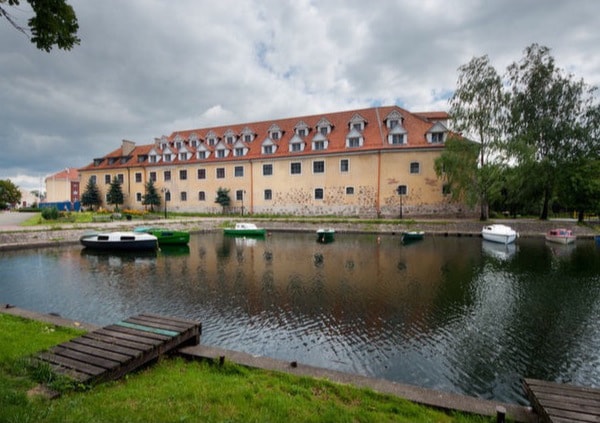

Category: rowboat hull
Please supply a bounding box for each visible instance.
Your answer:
[80,231,158,251]
[134,227,190,245]
[545,228,576,245]
[481,224,518,245]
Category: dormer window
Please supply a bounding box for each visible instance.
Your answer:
[217,150,226,158]
[224,129,236,145]
[175,141,182,149]
[348,113,366,132]
[345,128,364,148]
[384,110,405,129]
[198,151,206,159]
[179,152,187,160]
[196,144,211,160]
[189,133,199,147]
[93,158,104,166]
[233,140,248,157]
[268,123,282,141]
[164,154,172,162]
[311,132,329,151]
[262,138,277,155]
[315,117,333,136]
[241,126,255,143]
[294,121,310,138]
[388,124,407,145]
[288,134,305,153]
[206,130,219,146]
[215,141,230,159]
[264,145,273,154]
[150,154,158,163]
[427,122,448,144]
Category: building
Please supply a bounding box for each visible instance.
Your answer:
[45,168,80,206]
[78,105,462,218]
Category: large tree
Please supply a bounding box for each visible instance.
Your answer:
[0,0,80,52]
[215,187,231,213]
[106,177,124,212]
[81,178,101,211]
[506,43,599,219]
[445,55,506,220]
[0,179,21,209]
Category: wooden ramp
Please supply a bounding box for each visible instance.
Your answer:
[523,378,600,423]
[37,314,201,384]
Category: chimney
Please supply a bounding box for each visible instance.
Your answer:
[121,139,135,156]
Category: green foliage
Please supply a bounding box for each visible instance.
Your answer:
[81,178,101,211]
[0,178,21,208]
[1,0,80,52]
[215,187,231,211]
[41,206,59,220]
[106,177,124,212]
[141,179,161,212]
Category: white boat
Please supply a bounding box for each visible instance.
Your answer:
[79,231,158,251]
[481,224,518,244]
[545,228,576,245]
[223,222,266,237]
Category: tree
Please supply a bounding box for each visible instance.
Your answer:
[215,187,231,213]
[106,177,124,212]
[506,43,600,219]
[81,178,101,211]
[1,0,80,52]
[0,179,21,209]
[434,136,480,207]
[556,159,600,222]
[447,55,506,220]
[142,179,161,212]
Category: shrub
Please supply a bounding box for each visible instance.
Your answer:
[41,207,60,220]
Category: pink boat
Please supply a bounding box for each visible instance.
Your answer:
[545,228,576,245]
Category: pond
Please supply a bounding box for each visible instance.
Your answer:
[1,231,600,405]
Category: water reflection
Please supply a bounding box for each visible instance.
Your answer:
[1,233,599,404]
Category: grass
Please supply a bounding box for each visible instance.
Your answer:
[0,313,496,423]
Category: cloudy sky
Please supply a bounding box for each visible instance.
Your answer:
[1,0,599,190]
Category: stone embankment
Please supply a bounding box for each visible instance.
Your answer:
[0,216,597,250]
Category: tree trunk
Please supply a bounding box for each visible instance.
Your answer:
[578,210,585,223]
[539,188,550,220]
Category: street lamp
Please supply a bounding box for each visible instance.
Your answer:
[396,185,406,219]
[241,190,246,216]
[162,188,169,219]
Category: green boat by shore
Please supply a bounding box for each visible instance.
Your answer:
[134,227,190,245]
[316,228,335,243]
[401,230,425,244]
[223,222,266,237]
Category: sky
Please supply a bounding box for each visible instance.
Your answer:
[1,0,599,191]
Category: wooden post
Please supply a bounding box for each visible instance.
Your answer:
[496,405,506,423]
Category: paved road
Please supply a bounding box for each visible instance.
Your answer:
[0,211,36,228]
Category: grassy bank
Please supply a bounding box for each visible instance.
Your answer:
[0,313,495,422]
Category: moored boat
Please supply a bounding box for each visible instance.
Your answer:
[545,228,576,245]
[134,226,190,245]
[481,224,518,244]
[223,222,266,237]
[401,230,424,243]
[79,231,158,251]
[316,228,335,243]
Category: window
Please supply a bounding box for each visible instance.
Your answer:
[136,192,142,202]
[165,191,171,202]
[117,174,124,184]
[340,159,349,173]
[180,170,187,180]
[235,148,244,156]
[320,126,328,135]
[313,141,325,150]
[164,171,171,181]
[348,137,360,148]
[181,192,187,201]
[236,190,244,201]
[164,154,172,162]
[234,166,244,177]
[346,187,354,195]
[149,172,156,182]
[89,175,97,184]
[410,162,420,174]
[272,132,279,140]
[431,132,444,143]
[244,134,252,142]
[197,168,206,179]
[198,191,206,201]
[263,164,273,176]
[135,172,142,183]
[226,136,234,144]
[263,145,273,154]
[291,162,301,175]
[179,153,187,160]
[313,161,325,173]
[389,119,398,128]
[198,151,206,159]
[315,188,323,200]
[104,174,111,184]
[291,143,302,152]
[396,185,407,195]
[217,150,226,158]
[391,134,405,144]
[216,168,225,179]
[264,189,272,200]
[298,128,306,137]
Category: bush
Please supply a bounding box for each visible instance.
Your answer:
[41,207,60,220]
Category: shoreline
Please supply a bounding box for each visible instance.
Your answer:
[1,304,536,422]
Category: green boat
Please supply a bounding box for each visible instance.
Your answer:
[401,231,425,244]
[134,227,190,245]
[316,228,335,243]
[223,222,266,237]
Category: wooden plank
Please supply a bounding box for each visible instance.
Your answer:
[50,346,121,370]
[116,320,179,337]
[133,315,194,331]
[104,324,171,341]
[524,378,600,423]
[82,332,150,352]
[57,340,132,362]
[70,336,143,358]
[38,352,105,377]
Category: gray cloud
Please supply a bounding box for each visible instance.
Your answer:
[1,0,599,189]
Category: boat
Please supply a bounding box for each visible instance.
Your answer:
[79,231,158,251]
[134,226,190,245]
[481,224,518,244]
[401,230,424,243]
[223,222,266,237]
[545,228,576,245]
[316,228,335,243]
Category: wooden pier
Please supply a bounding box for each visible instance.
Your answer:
[37,314,201,384]
[523,378,600,423]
